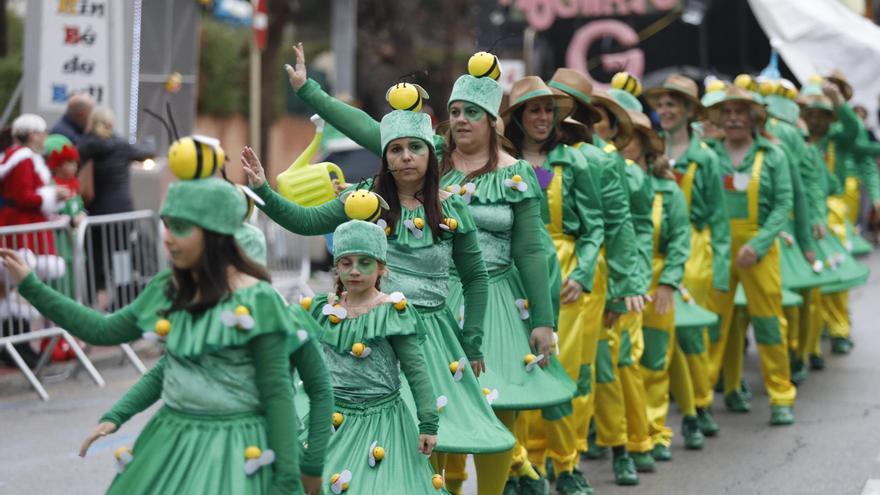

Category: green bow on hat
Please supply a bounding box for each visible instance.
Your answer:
[379,110,435,154]
[448,75,503,119]
[332,220,388,264]
[160,178,246,235]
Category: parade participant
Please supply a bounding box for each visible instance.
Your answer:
[620,105,692,459]
[501,74,604,495]
[0,177,319,494]
[302,220,443,494]
[260,50,528,495]
[644,74,729,435]
[703,85,797,425]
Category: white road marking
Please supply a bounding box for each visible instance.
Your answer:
[861,479,880,495]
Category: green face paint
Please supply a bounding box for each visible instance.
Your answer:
[462,104,486,122]
[388,139,428,157]
[337,255,379,285]
[165,218,196,238]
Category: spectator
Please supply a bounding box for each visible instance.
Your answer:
[49,93,95,145]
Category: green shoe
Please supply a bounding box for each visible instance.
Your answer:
[770,405,795,426]
[502,477,521,495]
[714,375,724,393]
[740,378,753,401]
[682,415,705,449]
[696,407,719,436]
[724,391,751,413]
[651,443,672,461]
[573,469,595,495]
[790,357,808,385]
[555,470,593,495]
[518,474,549,495]
[809,354,825,370]
[544,458,555,482]
[831,337,853,355]
[612,455,640,485]
[583,433,608,460]
[630,451,656,472]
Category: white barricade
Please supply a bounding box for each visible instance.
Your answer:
[252,211,313,300]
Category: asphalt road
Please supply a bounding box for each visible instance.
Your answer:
[1,252,878,495]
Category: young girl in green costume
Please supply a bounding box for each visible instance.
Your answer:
[300,219,444,494]
[281,43,572,495]
[0,177,322,494]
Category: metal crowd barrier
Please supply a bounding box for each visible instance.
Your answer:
[0,218,105,400]
[252,211,313,300]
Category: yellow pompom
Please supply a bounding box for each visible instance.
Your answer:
[482,388,491,395]
[432,474,445,490]
[734,74,755,91]
[114,446,131,460]
[383,226,392,236]
[807,74,825,85]
[682,292,692,302]
[167,137,225,180]
[445,185,455,193]
[244,446,262,460]
[394,299,408,311]
[300,297,313,310]
[154,319,171,337]
[524,353,537,365]
[372,446,385,461]
[329,314,341,324]
[413,217,424,229]
[332,412,344,427]
[330,473,341,484]
[443,218,458,231]
[611,72,642,97]
[468,52,501,80]
[705,79,726,94]
[235,305,250,317]
[387,83,424,112]
[758,79,778,96]
[449,360,460,375]
[352,342,366,357]
[512,175,522,183]
[344,190,384,222]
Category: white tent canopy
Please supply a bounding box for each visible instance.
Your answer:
[749,0,880,127]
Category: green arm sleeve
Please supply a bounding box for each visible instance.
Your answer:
[798,144,827,228]
[601,157,640,299]
[627,167,654,296]
[568,158,605,292]
[297,79,383,156]
[834,104,861,150]
[702,153,731,291]
[855,154,880,202]
[99,356,165,427]
[291,339,333,477]
[511,198,554,329]
[17,273,141,345]
[659,189,692,287]
[250,333,301,494]
[391,335,439,435]
[451,230,489,360]
[749,155,794,257]
[788,153,817,253]
[253,182,348,235]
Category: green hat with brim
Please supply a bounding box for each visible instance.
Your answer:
[607,89,643,112]
[332,220,387,264]
[160,178,246,235]
[380,110,435,154]
[448,75,503,119]
[700,90,726,109]
[591,90,635,149]
[765,95,800,125]
[235,222,267,266]
[705,85,768,126]
[801,94,835,113]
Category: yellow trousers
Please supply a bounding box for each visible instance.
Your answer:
[640,258,677,447]
[681,227,718,409]
[822,195,853,340]
[571,258,607,453]
[445,410,517,495]
[616,312,653,453]
[594,316,627,447]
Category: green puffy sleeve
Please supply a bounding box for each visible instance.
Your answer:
[17,272,146,345]
[253,181,348,235]
[700,148,731,291]
[297,78,383,156]
[787,149,817,254]
[568,151,605,292]
[833,104,861,148]
[99,356,166,427]
[249,333,302,494]
[659,185,692,287]
[290,338,333,477]
[599,153,641,299]
[624,163,654,296]
[390,335,439,435]
[451,228,489,360]
[749,149,793,257]
[511,197,555,329]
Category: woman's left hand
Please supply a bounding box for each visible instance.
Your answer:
[470,359,486,378]
[560,278,583,304]
[0,249,33,283]
[418,434,437,456]
[653,285,675,316]
[530,326,554,367]
[300,474,322,495]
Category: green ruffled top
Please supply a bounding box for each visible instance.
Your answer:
[624,160,654,296]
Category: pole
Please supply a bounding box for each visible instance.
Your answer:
[249,0,261,154]
[332,0,357,96]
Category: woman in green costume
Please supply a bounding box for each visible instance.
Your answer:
[282,44,571,495]
[300,219,444,494]
[0,177,321,494]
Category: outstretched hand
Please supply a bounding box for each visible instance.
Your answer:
[240,146,267,189]
[284,42,308,92]
[79,421,117,458]
[0,248,33,283]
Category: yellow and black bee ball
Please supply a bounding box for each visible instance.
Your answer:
[167,137,225,180]
[734,74,756,92]
[343,190,383,222]
[611,72,641,97]
[468,51,501,80]
[387,83,423,112]
[757,79,778,97]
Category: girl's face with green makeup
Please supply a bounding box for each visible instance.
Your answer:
[520,97,555,142]
[336,254,382,294]
[386,137,429,187]
[162,217,205,270]
[449,101,492,151]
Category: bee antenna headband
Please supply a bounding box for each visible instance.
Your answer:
[165,102,180,141]
[143,108,173,143]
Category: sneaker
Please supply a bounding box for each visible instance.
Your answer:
[724,391,751,413]
[573,469,595,495]
[583,433,608,460]
[518,474,549,495]
[502,477,520,495]
[770,405,795,426]
[809,354,825,370]
[831,337,853,355]
[630,451,656,472]
[740,379,753,401]
[612,455,640,485]
[790,357,808,385]
[555,471,593,495]
[651,443,672,461]
[696,408,719,436]
[682,415,705,449]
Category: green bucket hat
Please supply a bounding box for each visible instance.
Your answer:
[235,223,267,266]
[448,74,503,119]
[765,95,800,125]
[332,220,387,264]
[379,110,435,154]
[160,178,246,235]
[607,89,643,112]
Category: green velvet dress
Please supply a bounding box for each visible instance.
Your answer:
[303,294,447,494]
[18,270,309,494]
[443,161,575,410]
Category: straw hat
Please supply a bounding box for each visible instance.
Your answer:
[627,110,664,155]
[825,70,853,101]
[644,73,704,118]
[501,76,575,126]
[705,85,768,127]
[547,68,604,125]
[591,89,635,148]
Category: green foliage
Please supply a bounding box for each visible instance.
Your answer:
[0,9,24,118]
[197,15,249,116]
